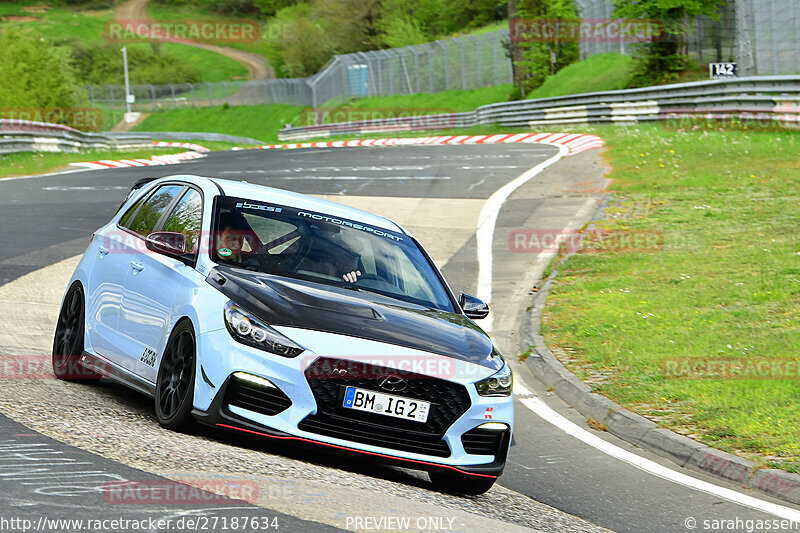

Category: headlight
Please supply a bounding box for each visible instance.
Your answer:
[224,301,304,357]
[475,363,513,397]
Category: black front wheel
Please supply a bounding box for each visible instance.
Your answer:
[52,283,102,383]
[155,321,197,432]
[428,469,497,496]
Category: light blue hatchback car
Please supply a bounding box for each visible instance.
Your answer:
[53,174,513,495]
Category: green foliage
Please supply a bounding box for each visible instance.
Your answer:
[612,0,725,85]
[0,27,87,112]
[262,0,504,78]
[512,0,579,94]
[380,16,429,48]
[527,53,635,99]
[63,39,202,85]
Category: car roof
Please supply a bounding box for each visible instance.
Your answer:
[164,175,404,234]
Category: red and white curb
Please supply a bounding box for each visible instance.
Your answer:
[233,133,604,157]
[70,141,209,170]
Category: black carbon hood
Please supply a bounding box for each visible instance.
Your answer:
[206,266,501,370]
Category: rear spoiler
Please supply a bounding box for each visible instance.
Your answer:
[115,177,160,214]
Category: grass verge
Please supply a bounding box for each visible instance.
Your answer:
[0,147,183,179]
[527,53,635,99]
[538,124,800,473]
[133,86,514,143]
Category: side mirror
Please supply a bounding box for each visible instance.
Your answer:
[459,293,490,320]
[145,231,187,258]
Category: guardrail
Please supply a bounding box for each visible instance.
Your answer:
[0,119,264,156]
[277,75,800,140]
[278,112,476,141]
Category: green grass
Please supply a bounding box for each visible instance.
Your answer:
[0,2,247,82]
[538,124,800,472]
[133,85,514,142]
[0,147,184,179]
[528,53,635,99]
[324,85,513,113]
[132,104,307,142]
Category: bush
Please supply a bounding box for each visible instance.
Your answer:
[64,40,202,85]
[0,28,87,112]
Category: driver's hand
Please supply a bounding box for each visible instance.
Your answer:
[342,270,361,283]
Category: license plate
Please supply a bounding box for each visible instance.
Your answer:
[343,386,430,423]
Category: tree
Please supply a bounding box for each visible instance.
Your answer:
[508,0,579,96]
[613,0,724,85]
[0,28,86,112]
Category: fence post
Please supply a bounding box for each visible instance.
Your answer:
[89,85,95,107]
[486,32,499,85]
[222,82,229,104]
[190,83,195,107]
[426,44,434,93]
[169,84,176,108]
[436,41,449,90]
[457,38,467,90]
[108,85,115,111]
[468,35,482,87]
[412,46,421,93]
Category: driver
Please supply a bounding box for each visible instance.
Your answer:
[216,211,362,283]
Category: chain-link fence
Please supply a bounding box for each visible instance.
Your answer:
[86,1,799,124]
[575,0,799,75]
[88,30,512,119]
[306,30,512,108]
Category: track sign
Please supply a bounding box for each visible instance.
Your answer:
[709,62,736,80]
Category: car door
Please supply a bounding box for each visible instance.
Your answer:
[118,186,204,382]
[99,183,185,374]
[84,195,152,363]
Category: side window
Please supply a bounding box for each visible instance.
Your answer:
[162,189,203,255]
[119,194,146,228]
[123,185,184,237]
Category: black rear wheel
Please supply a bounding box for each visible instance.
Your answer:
[428,469,497,496]
[52,283,102,382]
[155,321,196,432]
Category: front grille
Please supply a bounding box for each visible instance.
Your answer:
[225,376,292,417]
[299,357,472,457]
[461,427,508,456]
[298,415,452,457]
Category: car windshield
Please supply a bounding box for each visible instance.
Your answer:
[211,197,455,312]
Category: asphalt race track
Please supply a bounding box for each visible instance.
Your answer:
[1,144,798,532]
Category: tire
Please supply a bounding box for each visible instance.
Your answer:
[428,469,497,496]
[155,320,197,432]
[52,282,102,383]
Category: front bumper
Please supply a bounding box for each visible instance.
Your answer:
[192,329,514,478]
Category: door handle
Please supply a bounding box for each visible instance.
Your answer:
[130,261,144,272]
[98,246,110,256]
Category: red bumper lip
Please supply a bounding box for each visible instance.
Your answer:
[215,422,498,479]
